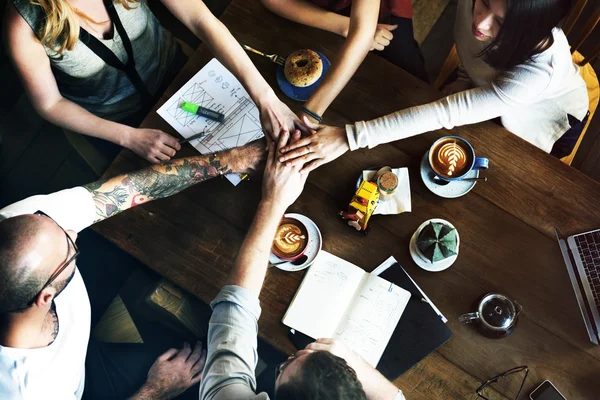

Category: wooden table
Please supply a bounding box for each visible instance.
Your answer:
[93,1,600,398]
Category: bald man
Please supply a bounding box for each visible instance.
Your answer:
[0,141,263,399]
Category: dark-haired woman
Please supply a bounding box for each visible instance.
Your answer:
[276,0,589,172]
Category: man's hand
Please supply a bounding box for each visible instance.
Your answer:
[370,24,397,51]
[262,131,309,211]
[257,91,305,141]
[278,117,350,173]
[124,128,182,164]
[131,342,207,400]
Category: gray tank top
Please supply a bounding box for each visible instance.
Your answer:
[12,0,177,121]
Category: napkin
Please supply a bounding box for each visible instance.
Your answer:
[362,168,411,215]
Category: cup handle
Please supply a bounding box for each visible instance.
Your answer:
[514,301,523,316]
[459,312,480,324]
[473,157,489,170]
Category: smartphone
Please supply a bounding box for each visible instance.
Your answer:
[529,380,567,400]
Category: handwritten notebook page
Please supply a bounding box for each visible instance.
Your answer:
[282,251,367,340]
[333,274,410,367]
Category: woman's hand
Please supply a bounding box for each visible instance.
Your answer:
[257,91,305,142]
[278,117,350,173]
[371,24,397,51]
[124,128,182,164]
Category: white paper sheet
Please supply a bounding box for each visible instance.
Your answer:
[157,58,264,185]
[362,168,411,215]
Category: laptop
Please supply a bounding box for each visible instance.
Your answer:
[554,227,600,344]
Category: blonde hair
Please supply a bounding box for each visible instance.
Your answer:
[32,0,139,54]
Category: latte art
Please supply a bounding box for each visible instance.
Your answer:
[430,140,472,178]
[273,223,307,256]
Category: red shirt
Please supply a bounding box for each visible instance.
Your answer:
[311,0,413,20]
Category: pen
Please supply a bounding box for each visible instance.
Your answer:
[178,131,207,144]
[180,101,225,122]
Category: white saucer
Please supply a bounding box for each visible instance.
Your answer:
[420,152,479,199]
[269,213,322,271]
[409,218,459,272]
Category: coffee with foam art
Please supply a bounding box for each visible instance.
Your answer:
[272,218,309,260]
[429,138,473,178]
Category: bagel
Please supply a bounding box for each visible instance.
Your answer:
[284,49,323,87]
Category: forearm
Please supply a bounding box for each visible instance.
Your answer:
[304,1,378,115]
[39,97,134,147]
[346,86,511,150]
[226,199,286,295]
[200,19,277,108]
[304,29,374,115]
[358,364,402,400]
[83,153,232,222]
[162,0,276,109]
[129,382,166,400]
[261,0,350,36]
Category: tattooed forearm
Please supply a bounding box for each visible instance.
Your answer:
[126,156,230,199]
[83,155,231,222]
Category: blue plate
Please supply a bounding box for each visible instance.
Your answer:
[276,51,331,102]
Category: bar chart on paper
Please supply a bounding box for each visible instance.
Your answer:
[157,58,264,185]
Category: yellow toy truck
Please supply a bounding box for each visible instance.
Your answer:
[339,180,379,234]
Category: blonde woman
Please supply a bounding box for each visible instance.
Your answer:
[3,0,301,164]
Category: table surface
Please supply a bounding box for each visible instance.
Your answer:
[93,1,600,398]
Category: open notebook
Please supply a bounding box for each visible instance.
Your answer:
[282,251,411,367]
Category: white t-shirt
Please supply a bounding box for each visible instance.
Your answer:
[0,187,97,399]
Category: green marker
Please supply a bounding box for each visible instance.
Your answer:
[181,101,224,122]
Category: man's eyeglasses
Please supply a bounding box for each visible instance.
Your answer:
[28,211,80,305]
[476,366,529,400]
[275,355,296,383]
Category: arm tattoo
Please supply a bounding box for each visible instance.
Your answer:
[84,155,230,222]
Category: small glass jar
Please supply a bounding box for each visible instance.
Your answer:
[377,171,398,200]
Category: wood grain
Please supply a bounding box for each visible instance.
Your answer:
[93,1,600,398]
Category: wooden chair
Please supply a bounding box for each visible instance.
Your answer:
[560,0,599,165]
[433,0,600,165]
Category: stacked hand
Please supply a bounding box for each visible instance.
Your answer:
[278,117,350,173]
[262,130,309,210]
[258,91,306,142]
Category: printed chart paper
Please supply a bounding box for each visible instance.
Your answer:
[157,58,264,185]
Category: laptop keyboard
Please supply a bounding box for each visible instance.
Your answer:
[575,229,600,316]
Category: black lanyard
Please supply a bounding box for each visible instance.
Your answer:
[78,0,152,102]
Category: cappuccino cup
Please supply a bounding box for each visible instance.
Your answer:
[428,136,488,181]
[272,217,309,261]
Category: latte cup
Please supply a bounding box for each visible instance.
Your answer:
[271,217,310,261]
[428,136,489,182]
